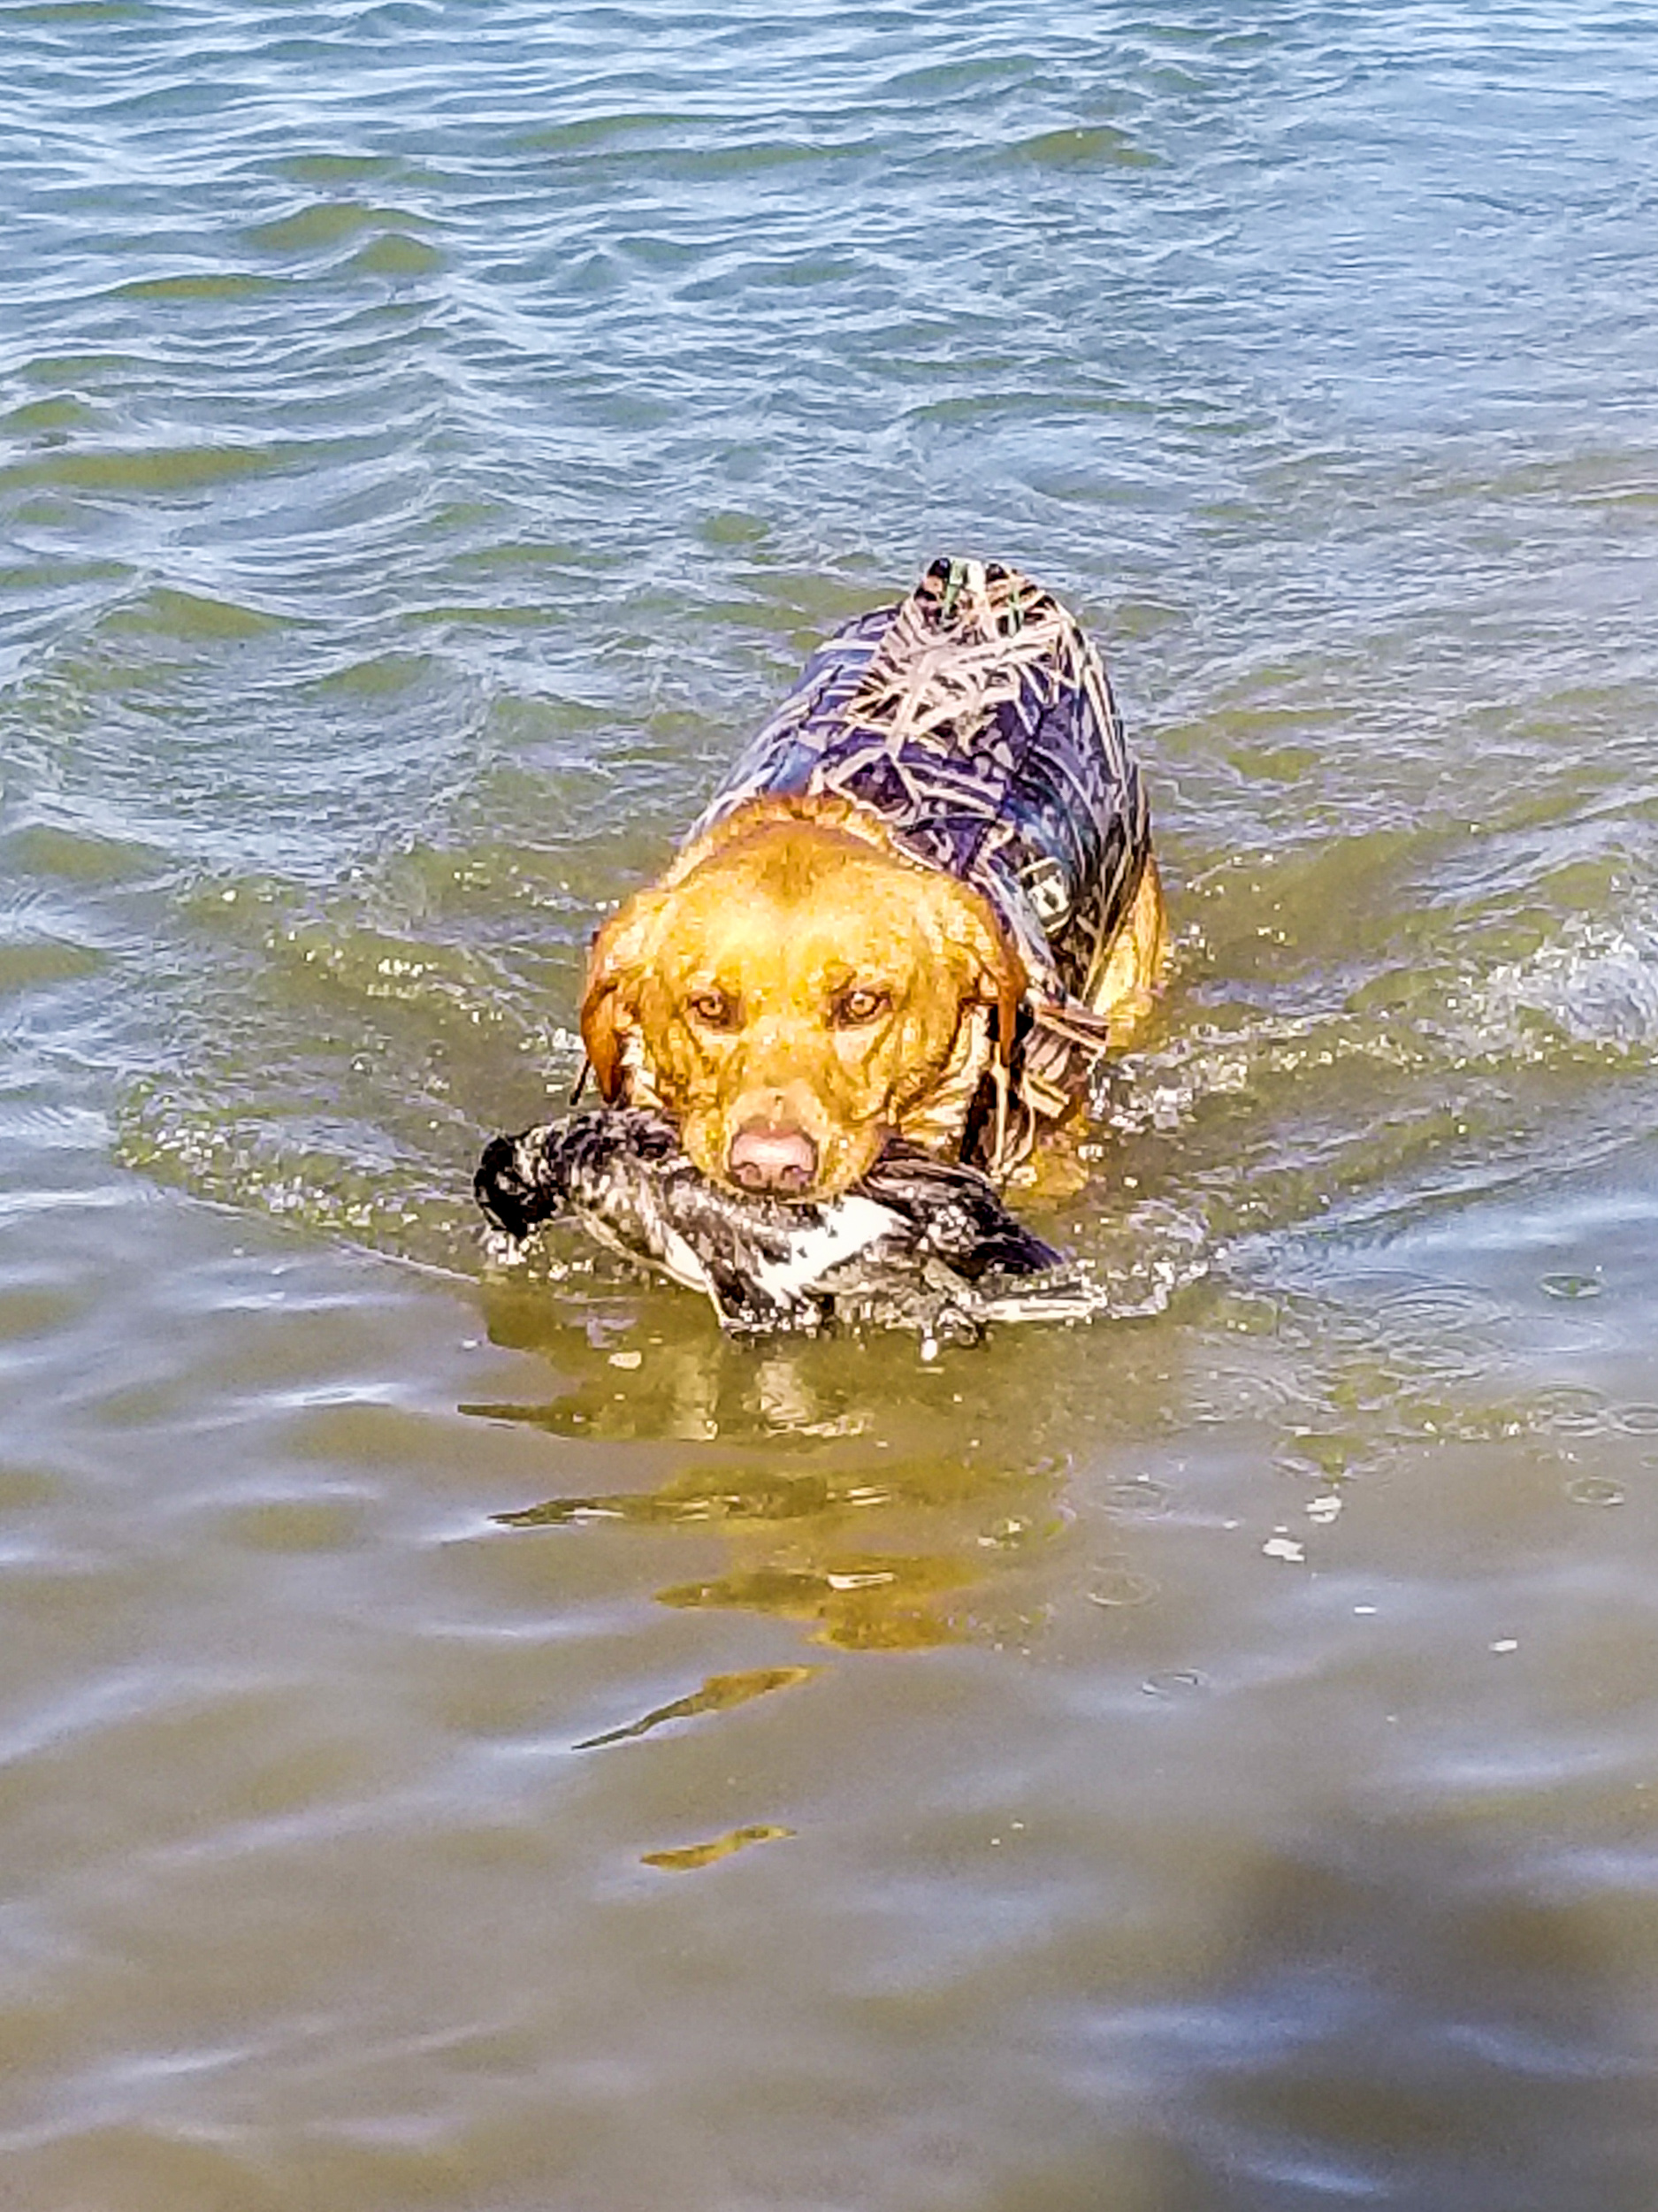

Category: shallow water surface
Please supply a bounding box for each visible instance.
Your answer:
[4,4,1658,2206]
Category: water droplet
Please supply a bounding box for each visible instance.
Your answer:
[1101,1479,1171,1517]
[1565,1474,1624,1507]
[1530,1385,1607,1433]
[1142,1668,1208,1696]
[1540,1272,1602,1300]
[978,1515,1034,1550]
[1085,1565,1158,1608]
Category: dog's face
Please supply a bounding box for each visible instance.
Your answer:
[581,815,1022,1198]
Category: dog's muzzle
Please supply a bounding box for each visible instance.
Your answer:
[727,1117,818,1196]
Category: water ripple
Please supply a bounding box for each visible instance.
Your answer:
[5,11,1658,2196]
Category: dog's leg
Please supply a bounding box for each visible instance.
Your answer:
[1085,856,1166,1044]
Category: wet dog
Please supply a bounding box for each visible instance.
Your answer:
[579,557,1163,1201]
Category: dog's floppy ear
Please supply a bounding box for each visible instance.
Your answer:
[927,872,1027,1068]
[579,887,666,1102]
[979,930,1027,1082]
[986,939,1026,1075]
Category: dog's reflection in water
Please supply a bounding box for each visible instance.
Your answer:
[493,1455,1061,1653]
[467,1288,1074,1652]
[472,1277,885,1443]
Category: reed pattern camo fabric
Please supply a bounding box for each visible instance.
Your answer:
[689,557,1150,1178]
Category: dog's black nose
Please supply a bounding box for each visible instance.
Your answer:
[727,1118,818,1196]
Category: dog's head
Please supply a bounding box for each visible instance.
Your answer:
[580,809,1023,1199]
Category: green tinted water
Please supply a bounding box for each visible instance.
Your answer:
[4,5,1658,2205]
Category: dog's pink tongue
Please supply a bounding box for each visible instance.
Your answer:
[728,1119,818,1195]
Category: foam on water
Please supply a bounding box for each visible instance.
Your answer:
[1476,914,1658,1057]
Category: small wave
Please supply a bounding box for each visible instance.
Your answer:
[115,1092,475,1274]
[1070,1198,1212,1320]
[1000,125,1161,172]
[243,202,437,258]
[1473,916,1658,1056]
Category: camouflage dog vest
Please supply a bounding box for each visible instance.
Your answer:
[688,556,1150,1180]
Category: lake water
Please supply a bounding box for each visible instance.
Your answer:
[5,4,1658,2205]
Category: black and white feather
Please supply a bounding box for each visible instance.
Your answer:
[475,1107,1094,1340]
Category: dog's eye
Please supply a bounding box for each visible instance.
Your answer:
[830,984,891,1028]
[688,988,739,1030]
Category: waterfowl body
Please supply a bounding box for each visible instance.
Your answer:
[475,1107,1090,1340]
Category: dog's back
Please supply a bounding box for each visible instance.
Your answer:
[687,556,1160,1175]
